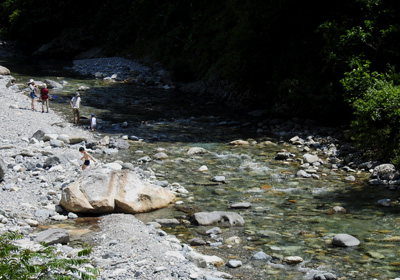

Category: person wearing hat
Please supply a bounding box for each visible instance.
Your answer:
[90,113,97,131]
[70,92,81,124]
[28,79,38,111]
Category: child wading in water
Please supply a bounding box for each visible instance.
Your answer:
[79,147,96,170]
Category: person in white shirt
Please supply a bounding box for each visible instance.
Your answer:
[28,79,38,111]
[70,92,81,124]
[90,113,97,131]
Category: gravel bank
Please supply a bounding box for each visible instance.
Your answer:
[0,72,224,280]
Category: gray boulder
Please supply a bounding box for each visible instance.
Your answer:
[31,129,49,141]
[303,153,321,164]
[44,79,63,89]
[252,251,272,261]
[370,163,398,180]
[332,233,360,247]
[109,138,129,149]
[36,228,70,245]
[193,211,245,226]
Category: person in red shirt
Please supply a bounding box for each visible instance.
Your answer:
[40,83,50,113]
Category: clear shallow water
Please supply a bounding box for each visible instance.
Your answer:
[2,56,400,280]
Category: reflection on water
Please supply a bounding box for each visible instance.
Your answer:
[4,56,400,279]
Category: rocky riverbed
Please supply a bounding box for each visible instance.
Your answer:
[1,56,400,280]
[0,69,226,279]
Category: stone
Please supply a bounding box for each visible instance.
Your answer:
[252,251,272,261]
[229,140,250,145]
[313,273,337,280]
[69,135,88,144]
[193,211,245,226]
[31,129,49,141]
[44,79,63,89]
[187,147,208,156]
[198,165,208,172]
[42,134,58,141]
[154,152,168,160]
[188,238,207,246]
[283,256,303,264]
[275,151,293,160]
[60,168,175,214]
[103,162,122,171]
[50,139,64,148]
[332,233,360,247]
[57,134,70,144]
[36,228,70,245]
[211,176,226,183]
[109,138,129,149]
[230,202,251,209]
[377,198,391,207]
[155,218,180,225]
[289,136,304,145]
[224,236,242,245]
[344,175,356,182]
[121,162,135,170]
[25,219,39,227]
[43,156,61,169]
[370,163,397,180]
[0,158,7,180]
[227,260,242,268]
[0,66,11,75]
[331,206,346,213]
[303,153,320,164]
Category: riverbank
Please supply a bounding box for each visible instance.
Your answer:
[0,71,224,279]
[2,55,400,280]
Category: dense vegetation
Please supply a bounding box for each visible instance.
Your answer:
[2,0,400,165]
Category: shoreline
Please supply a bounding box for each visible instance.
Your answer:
[0,71,221,279]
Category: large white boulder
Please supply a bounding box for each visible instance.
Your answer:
[60,168,175,214]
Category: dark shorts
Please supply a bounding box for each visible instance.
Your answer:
[84,160,90,166]
[30,92,36,99]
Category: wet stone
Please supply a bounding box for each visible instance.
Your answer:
[230,202,251,209]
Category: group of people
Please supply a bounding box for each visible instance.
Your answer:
[28,79,97,131]
[28,79,97,171]
[28,79,49,113]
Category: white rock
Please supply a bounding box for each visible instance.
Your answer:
[198,165,208,172]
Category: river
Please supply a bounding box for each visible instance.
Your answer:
[1,55,400,280]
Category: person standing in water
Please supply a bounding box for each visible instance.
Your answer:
[70,92,81,124]
[79,147,96,170]
[90,113,97,131]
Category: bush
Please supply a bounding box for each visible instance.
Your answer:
[0,231,98,279]
[341,58,400,166]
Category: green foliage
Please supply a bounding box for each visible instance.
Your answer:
[341,58,400,165]
[0,231,98,280]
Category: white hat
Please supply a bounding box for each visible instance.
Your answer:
[29,79,34,83]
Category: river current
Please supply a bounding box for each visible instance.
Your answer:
[2,56,400,280]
